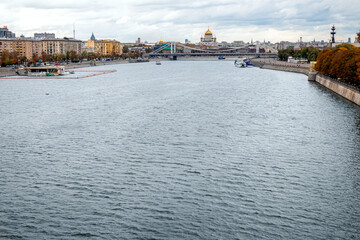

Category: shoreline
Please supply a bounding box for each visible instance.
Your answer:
[250,58,310,76]
[0,58,166,78]
[249,59,360,106]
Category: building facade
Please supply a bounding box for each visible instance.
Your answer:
[85,34,123,56]
[34,32,55,39]
[42,38,82,56]
[0,37,81,60]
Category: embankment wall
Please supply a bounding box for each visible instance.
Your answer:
[315,74,360,106]
[251,61,309,76]
[0,69,16,77]
[251,60,360,106]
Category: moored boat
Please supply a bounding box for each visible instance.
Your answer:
[234,58,252,68]
[234,59,246,68]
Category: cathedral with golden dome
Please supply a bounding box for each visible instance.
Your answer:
[200,28,217,46]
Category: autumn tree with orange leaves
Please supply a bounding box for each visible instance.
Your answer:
[315,43,360,87]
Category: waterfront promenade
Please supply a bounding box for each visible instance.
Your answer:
[250,58,310,75]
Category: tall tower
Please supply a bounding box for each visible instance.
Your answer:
[73,23,75,39]
[330,25,336,44]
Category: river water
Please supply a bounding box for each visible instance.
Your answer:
[0,61,359,239]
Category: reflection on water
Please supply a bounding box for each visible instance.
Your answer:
[0,61,359,239]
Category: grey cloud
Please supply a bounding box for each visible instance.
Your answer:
[1,0,359,42]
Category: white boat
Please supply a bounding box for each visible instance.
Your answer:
[155,61,161,65]
[234,58,252,68]
[234,59,246,68]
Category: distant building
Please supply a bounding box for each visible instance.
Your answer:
[0,38,42,59]
[0,26,15,38]
[34,32,55,39]
[231,41,245,47]
[42,38,82,56]
[200,28,217,46]
[0,37,81,59]
[85,34,123,56]
[348,37,351,43]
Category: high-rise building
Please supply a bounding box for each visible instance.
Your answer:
[0,26,15,38]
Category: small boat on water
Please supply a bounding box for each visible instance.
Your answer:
[155,61,161,65]
[234,59,246,68]
[234,58,252,68]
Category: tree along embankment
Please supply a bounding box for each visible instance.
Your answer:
[315,44,360,90]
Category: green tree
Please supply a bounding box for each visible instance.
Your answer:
[66,51,70,60]
[335,43,356,50]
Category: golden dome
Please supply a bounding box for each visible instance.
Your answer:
[205,29,212,35]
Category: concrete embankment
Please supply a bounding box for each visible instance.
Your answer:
[0,59,149,78]
[0,68,16,77]
[315,74,360,106]
[250,59,360,106]
[250,59,309,76]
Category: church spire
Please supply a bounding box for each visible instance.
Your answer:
[90,32,96,40]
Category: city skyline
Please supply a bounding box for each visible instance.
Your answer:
[1,0,359,43]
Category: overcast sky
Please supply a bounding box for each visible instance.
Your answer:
[1,0,359,43]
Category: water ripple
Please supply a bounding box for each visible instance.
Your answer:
[0,61,359,239]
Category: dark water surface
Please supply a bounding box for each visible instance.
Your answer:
[0,61,359,239]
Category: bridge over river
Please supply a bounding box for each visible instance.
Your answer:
[146,42,278,59]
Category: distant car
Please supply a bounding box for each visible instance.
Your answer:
[55,62,61,65]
